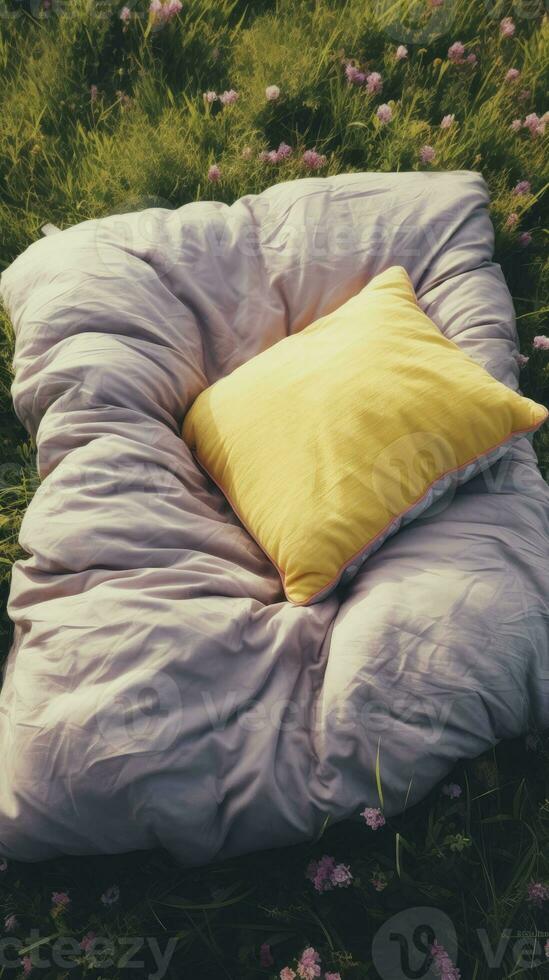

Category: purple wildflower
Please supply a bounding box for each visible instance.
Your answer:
[448,41,465,63]
[302,149,327,170]
[500,17,516,38]
[430,940,461,979]
[419,144,436,164]
[366,71,383,94]
[440,113,455,129]
[345,64,366,86]
[51,891,70,911]
[376,103,393,124]
[361,806,386,829]
[527,881,549,906]
[219,89,239,105]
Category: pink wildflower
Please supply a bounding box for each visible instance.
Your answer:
[515,353,529,367]
[120,5,131,22]
[100,885,120,906]
[207,164,221,182]
[519,231,532,247]
[21,956,32,977]
[149,0,163,15]
[80,932,96,953]
[527,881,549,906]
[219,89,239,105]
[345,64,366,86]
[265,85,280,101]
[419,144,436,165]
[395,45,408,60]
[307,855,336,892]
[306,855,352,891]
[361,806,386,829]
[166,0,182,15]
[510,118,522,131]
[204,90,217,103]
[331,863,353,887]
[533,336,549,351]
[448,41,465,63]
[430,940,461,979]
[280,969,297,980]
[260,943,274,968]
[505,67,520,81]
[505,212,519,228]
[51,891,70,911]
[297,947,321,980]
[440,113,455,129]
[302,149,327,170]
[524,112,546,137]
[4,914,18,931]
[513,179,531,195]
[500,17,516,38]
[466,53,477,66]
[366,71,383,94]
[442,783,462,798]
[376,103,393,124]
[276,141,293,160]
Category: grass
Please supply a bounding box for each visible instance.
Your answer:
[0,0,548,977]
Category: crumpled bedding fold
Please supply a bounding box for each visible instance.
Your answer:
[0,170,547,863]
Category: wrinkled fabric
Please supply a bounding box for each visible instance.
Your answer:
[0,170,548,863]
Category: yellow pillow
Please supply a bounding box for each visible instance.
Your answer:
[182,266,547,605]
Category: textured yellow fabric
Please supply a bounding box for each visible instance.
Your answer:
[182,266,548,605]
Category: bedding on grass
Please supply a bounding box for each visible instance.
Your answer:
[0,2,548,978]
